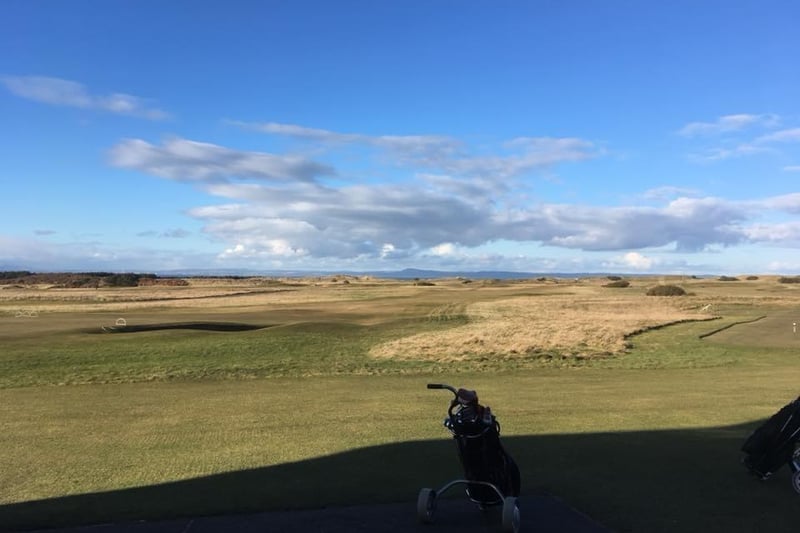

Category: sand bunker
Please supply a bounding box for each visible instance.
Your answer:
[92,322,268,333]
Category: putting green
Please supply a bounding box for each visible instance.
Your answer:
[705,309,800,348]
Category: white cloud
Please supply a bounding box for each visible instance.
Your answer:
[498,196,751,252]
[221,243,248,257]
[766,260,800,273]
[100,131,800,270]
[137,229,190,239]
[691,143,773,162]
[678,113,778,137]
[380,243,396,259]
[185,179,770,262]
[742,222,800,244]
[229,121,597,180]
[189,181,496,259]
[0,234,215,272]
[682,115,800,163]
[642,186,701,200]
[756,193,800,214]
[754,128,800,144]
[218,240,307,259]
[161,228,191,238]
[442,137,596,178]
[109,137,334,183]
[1,75,169,120]
[228,120,460,159]
[228,121,349,141]
[621,252,655,270]
[783,166,800,172]
[601,252,658,271]
[430,243,457,256]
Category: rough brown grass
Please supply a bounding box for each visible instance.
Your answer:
[0,278,408,314]
[370,294,715,361]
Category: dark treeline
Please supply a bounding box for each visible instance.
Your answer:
[0,271,32,279]
[0,272,160,287]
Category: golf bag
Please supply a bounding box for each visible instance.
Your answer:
[442,386,521,503]
[742,395,800,481]
[418,384,522,532]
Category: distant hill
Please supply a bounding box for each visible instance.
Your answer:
[364,268,543,279]
[152,267,580,279]
[1,268,671,283]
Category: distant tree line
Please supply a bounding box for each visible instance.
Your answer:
[75,272,158,280]
[0,271,32,279]
[0,271,159,287]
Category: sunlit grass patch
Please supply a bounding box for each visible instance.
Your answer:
[370,295,715,361]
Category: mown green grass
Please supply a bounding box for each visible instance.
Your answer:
[2,363,799,532]
[0,315,477,388]
[1,305,770,388]
[2,283,800,531]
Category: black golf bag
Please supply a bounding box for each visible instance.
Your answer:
[444,386,521,503]
[742,395,800,485]
[417,384,522,532]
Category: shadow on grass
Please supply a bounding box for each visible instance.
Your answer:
[2,420,797,533]
[86,322,271,334]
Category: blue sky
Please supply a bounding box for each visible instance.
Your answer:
[2,1,799,274]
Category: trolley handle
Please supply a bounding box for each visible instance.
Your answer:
[427,383,458,397]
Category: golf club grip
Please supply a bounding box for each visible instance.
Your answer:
[427,383,445,389]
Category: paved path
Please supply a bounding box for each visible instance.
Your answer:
[26,493,611,533]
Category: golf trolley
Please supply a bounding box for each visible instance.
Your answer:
[417,383,521,532]
[741,395,800,494]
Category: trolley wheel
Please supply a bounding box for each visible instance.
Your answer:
[417,488,437,524]
[501,496,520,533]
[792,470,800,495]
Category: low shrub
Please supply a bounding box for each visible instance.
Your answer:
[778,276,800,284]
[606,275,623,281]
[718,276,739,282]
[604,280,630,288]
[745,276,759,280]
[646,284,686,296]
